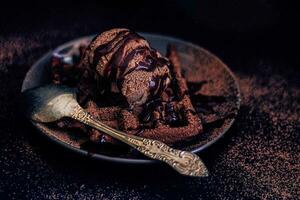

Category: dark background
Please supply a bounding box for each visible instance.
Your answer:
[0,1,299,199]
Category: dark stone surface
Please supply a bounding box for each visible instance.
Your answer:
[0,1,299,199]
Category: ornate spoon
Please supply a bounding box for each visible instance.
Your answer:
[22,84,208,177]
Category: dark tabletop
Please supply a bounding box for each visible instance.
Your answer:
[0,1,299,199]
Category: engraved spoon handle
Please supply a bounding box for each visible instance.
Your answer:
[70,105,208,177]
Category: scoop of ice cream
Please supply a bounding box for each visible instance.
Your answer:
[79,28,171,107]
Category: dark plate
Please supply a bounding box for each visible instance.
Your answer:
[21,33,241,164]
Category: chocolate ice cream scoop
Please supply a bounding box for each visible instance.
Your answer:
[79,28,171,107]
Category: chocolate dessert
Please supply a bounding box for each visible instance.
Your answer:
[51,28,203,145]
[76,28,171,109]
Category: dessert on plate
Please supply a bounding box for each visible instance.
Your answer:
[51,28,203,145]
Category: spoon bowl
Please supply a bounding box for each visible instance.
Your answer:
[23,84,78,123]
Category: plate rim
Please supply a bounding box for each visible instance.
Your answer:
[21,32,241,164]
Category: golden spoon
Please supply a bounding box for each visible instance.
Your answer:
[22,84,208,177]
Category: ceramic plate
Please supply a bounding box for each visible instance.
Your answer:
[21,33,240,164]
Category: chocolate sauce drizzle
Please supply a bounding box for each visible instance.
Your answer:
[92,30,170,98]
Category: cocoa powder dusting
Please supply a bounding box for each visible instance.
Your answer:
[0,30,299,199]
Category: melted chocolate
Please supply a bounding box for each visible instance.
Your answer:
[165,101,180,126]
[102,32,143,79]
[119,47,148,76]
[93,30,168,81]
[92,31,143,78]
[92,30,170,98]
[92,30,129,61]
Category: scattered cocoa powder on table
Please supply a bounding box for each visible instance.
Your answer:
[0,29,299,199]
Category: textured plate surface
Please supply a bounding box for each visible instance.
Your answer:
[21,33,240,164]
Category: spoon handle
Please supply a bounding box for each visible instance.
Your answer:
[70,105,208,177]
